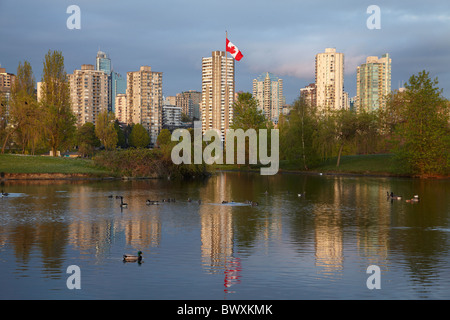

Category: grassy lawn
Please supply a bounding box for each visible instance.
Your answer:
[0,153,399,177]
[212,154,397,175]
[0,154,113,176]
[307,154,396,175]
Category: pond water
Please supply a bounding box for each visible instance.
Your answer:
[0,172,449,300]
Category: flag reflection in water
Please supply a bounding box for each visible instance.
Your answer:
[224,256,242,294]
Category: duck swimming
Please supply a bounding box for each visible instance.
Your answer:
[146,199,159,205]
[123,251,143,263]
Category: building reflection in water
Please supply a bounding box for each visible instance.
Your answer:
[198,173,244,294]
[312,176,391,278]
[199,173,233,273]
[67,184,162,260]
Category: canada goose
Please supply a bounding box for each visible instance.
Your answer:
[389,192,402,200]
[123,251,143,263]
[119,196,128,208]
[298,192,306,197]
[146,199,159,205]
[108,195,114,198]
[1,190,8,197]
[407,195,420,203]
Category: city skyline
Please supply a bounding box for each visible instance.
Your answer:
[1,1,450,104]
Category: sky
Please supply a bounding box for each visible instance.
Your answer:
[1,0,450,104]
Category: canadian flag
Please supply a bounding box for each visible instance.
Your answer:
[226,38,243,61]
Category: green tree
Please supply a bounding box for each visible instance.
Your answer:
[279,98,321,170]
[40,50,76,156]
[231,92,269,130]
[334,109,359,167]
[356,110,380,155]
[156,128,172,147]
[181,113,192,123]
[0,93,7,148]
[95,110,118,151]
[391,71,450,176]
[129,123,150,148]
[114,120,127,148]
[77,122,100,157]
[231,92,272,166]
[2,61,41,154]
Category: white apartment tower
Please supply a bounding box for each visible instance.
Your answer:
[356,54,392,112]
[201,51,235,140]
[68,64,109,126]
[253,72,285,122]
[315,48,345,113]
[126,66,163,146]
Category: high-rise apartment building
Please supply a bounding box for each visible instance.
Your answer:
[96,51,111,74]
[315,48,345,112]
[68,64,109,126]
[253,72,285,122]
[0,66,15,101]
[356,54,391,112]
[115,93,128,125]
[110,71,126,113]
[126,66,163,146]
[300,83,317,107]
[176,90,201,120]
[95,50,126,114]
[162,105,182,129]
[201,51,234,139]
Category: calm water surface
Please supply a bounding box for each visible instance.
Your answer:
[0,172,449,300]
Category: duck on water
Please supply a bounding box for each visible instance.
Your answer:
[123,251,143,263]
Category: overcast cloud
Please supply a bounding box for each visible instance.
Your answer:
[1,0,449,103]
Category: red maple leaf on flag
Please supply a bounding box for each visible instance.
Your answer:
[226,38,243,61]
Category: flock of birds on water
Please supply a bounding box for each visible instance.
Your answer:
[0,188,421,264]
[117,190,420,264]
[387,191,420,203]
[106,194,262,208]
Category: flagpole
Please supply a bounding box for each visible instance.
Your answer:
[225,31,228,142]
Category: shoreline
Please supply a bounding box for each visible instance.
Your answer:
[0,172,117,181]
[1,167,448,181]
